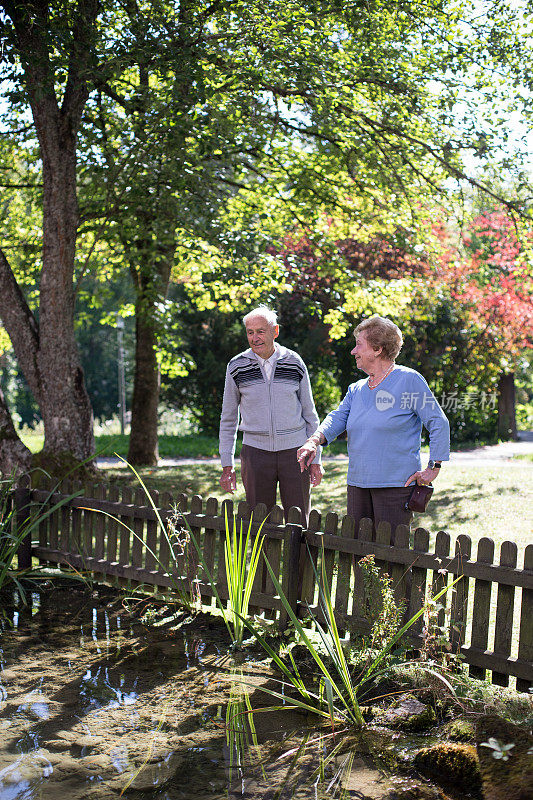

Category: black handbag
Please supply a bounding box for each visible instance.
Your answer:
[405,483,434,512]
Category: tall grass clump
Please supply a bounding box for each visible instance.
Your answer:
[237,545,462,729]
[0,473,83,606]
[188,505,267,647]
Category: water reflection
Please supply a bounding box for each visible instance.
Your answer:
[80,666,138,712]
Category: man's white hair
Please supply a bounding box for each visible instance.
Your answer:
[243,306,278,328]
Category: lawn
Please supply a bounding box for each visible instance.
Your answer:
[100,459,532,557]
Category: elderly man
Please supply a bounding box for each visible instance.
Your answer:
[219,306,323,523]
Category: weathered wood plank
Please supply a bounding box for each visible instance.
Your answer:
[321,512,338,600]
[201,497,219,606]
[144,490,159,574]
[432,531,451,629]
[264,505,284,619]
[349,517,374,634]
[517,544,533,693]
[469,537,495,680]
[118,486,133,589]
[300,509,321,612]
[449,534,472,655]
[391,524,411,618]
[492,540,518,687]
[408,527,430,638]
[92,484,106,582]
[131,489,145,574]
[334,514,356,632]
[105,485,120,568]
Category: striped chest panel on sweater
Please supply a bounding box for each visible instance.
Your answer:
[229,362,263,388]
[273,362,304,384]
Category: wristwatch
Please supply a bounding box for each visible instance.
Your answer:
[428,460,442,469]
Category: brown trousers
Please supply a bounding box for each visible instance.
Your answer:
[240,444,311,525]
[347,485,413,541]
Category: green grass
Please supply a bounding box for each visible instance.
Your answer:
[19,431,348,458]
[100,460,532,552]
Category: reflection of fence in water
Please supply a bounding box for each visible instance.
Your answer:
[15,477,533,693]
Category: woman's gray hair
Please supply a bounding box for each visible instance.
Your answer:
[243,306,278,328]
[355,316,403,361]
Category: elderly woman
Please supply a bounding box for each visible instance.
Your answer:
[297,316,450,534]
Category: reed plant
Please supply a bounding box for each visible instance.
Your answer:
[187,505,267,647]
[234,544,461,728]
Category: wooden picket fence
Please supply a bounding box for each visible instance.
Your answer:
[13,478,533,692]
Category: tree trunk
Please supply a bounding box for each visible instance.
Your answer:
[497,372,518,441]
[126,244,173,466]
[127,304,161,466]
[0,387,32,475]
[0,0,98,474]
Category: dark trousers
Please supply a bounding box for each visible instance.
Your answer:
[347,485,413,541]
[240,444,311,525]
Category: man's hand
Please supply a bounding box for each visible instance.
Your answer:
[404,466,440,486]
[220,466,236,493]
[309,463,324,487]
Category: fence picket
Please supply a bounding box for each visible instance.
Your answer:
[408,527,430,640]
[517,544,533,693]
[432,531,451,628]
[93,484,106,582]
[300,509,321,612]
[157,491,172,584]
[334,514,356,631]
[59,480,71,552]
[117,487,134,589]
[131,489,145,582]
[492,540,518,687]
[202,497,219,606]
[264,505,284,618]
[350,518,373,634]
[144,490,159,576]
[449,534,472,655]
[319,512,338,621]
[391,524,411,616]
[106,485,119,567]
[469,537,495,680]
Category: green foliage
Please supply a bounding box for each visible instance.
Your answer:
[233,544,462,728]
[0,475,84,604]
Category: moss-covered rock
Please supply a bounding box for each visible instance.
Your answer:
[377,694,436,731]
[438,717,476,743]
[475,714,533,800]
[414,742,481,790]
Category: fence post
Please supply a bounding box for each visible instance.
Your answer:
[279,523,302,631]
[14,475,32,571]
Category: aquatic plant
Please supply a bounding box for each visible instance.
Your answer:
[235,544,462,728]
[188,504,267,647]
[0,473,83,605]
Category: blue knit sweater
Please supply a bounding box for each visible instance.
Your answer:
[318,365,450,488]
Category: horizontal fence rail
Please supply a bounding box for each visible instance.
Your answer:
[10,478,533,693]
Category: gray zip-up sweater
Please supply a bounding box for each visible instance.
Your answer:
[219,345,321,468]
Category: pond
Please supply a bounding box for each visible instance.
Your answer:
[0,580,514,800]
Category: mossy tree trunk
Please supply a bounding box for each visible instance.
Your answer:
[0,0,97,476]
